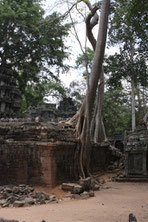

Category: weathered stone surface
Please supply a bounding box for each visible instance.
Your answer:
[13,200,25,207]
[89,191,95,197]
[2,202,10,208]
[80,191,90,200]
[49,194,56,202]
[61,183,76,192]
[24,197,35,205]
[0,67,21,118]
[0,200,7,206]
[72,185,83,194]
[0,185,51,208]
[24,97,77,122]
[92,184,100,191]
[38,199,46,205]
[0,120,112,188]
[79,177,91,191]
[124,128,148,179]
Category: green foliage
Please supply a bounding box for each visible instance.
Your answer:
[106,0,148,130]
[20,79,67,114]
[103,88,131,135]
[0,0,70,109]
[75,47,94,77]
[109,0,148,53]
[68,80,86,107]
[104,52,148,89]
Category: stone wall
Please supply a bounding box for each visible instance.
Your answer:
[0,122,111,187]
[124,127,148,177]
[24,97,77,122]
[90,144,110,172]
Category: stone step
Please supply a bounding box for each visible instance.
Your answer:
[116,177,148,182]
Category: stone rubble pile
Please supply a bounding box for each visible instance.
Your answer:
[0,118,36,122]
[61,177,100,200]
[0,184,57,208]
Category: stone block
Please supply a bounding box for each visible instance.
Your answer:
[80,191,90,200]
[13,200,25,207]
[72,185,83,194]
[61,183,76,192]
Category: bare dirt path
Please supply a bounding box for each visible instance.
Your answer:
[0,181,148,222]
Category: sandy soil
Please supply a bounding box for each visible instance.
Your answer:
[0,179,148,222]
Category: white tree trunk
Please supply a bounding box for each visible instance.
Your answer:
[130,40,136,131]
[131,77,136,131]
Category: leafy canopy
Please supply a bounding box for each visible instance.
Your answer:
[0,0,70,109]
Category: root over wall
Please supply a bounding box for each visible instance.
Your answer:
[0,121,111,187]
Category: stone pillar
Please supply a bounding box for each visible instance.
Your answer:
[143,148,147,176]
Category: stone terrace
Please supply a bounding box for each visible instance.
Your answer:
[0,121,111,188]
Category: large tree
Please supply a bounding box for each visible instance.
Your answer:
[0,0,70,108]
[105,52,148,124]
[67,0,110,178]
[108,0,148,131]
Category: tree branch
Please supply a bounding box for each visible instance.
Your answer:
[86,6,99,50]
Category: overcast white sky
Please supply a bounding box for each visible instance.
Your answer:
[43,0,119,87]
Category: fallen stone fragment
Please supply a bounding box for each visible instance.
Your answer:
[72,185,83,194]
[93,184,100,191]
[0,184,53,208]
[80,191,90,200]
[5,187,12,193]
[38,199,46,205]
[49,194,56,201]
[24,197,35,205]
[89,190,95,197]
[61,183,76,192]
[79,177,91,191]
[7,195,17,204]
[2,202,9,208]
[0,200,7,206]
[12,187,19,194]
[13,200,25,207]
[71,194,81,200]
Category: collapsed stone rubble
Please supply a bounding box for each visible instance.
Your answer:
[61,177,100,200]
[0,184,57,208]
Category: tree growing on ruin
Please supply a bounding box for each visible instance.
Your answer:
[66,0,110,178]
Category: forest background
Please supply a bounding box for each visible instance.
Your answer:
[0,0,147,138]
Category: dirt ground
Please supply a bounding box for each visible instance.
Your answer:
[0,176,148,222]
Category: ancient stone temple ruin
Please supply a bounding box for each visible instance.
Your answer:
[25,103,58,122]
[24,97,77,122]
[118,127,148,181]
[0,69,118,188]
[58,97,77,120]
[0,67,21,117]
[0,121,111,187]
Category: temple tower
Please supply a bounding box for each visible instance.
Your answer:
[0,66,21,117]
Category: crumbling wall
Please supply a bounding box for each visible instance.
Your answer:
[125,127,148,177]
[0,121,111,187]
[91,144,110,172]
